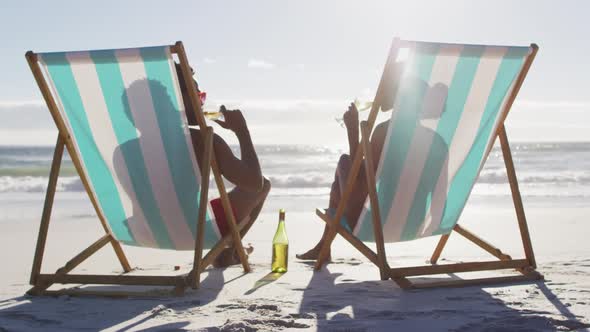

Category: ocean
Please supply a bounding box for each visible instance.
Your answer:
[1,142,589,201]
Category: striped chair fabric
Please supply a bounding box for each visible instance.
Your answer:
[38,46,220,250]
[353,42,532,242]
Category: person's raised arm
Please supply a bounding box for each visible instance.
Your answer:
[343,102,360,157]
[213,106,264,192]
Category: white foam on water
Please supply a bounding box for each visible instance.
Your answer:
[0,142,589,198]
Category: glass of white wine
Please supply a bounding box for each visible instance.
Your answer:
[354,98,374,112]
[335,98,374,127]
[199,92,225,121]
[204,110,223,120]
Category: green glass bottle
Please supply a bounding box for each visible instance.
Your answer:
[271,209,288,273]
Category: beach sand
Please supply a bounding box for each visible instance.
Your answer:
[1,192,589,331]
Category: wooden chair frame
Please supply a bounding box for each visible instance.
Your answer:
[25,41,250,297]
[314,38,543,289]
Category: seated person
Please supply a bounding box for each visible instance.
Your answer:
[296,102,389,261]
[297,63,404,261]
[297,63,450,261]
[176,64,271,267]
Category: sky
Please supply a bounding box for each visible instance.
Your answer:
[0,0,589,145]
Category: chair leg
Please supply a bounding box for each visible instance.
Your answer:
[192,127,213,289]
[30,135,64,286]
[392,276,414,289]
[430,233,451,264]
[361,122,390,280]
[453,225,512,261]
[173,282,187,297]
[499,126,537,268]
[110,241,132,273]
[210,162,250,272]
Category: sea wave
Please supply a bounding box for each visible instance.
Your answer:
[0,166,77,177]
[0,176,84,193]
[2,170,589,194]
[255,145,343,156]
[1,143,589,197]
[478,170,590,184]
[268,174,333,188]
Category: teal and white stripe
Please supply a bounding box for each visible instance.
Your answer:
[39,46,220,250]
[354,42,531,243]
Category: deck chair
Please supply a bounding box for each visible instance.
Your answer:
[314,38,543,289]
[26,41,251,297]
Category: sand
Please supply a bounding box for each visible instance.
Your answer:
[0,193,589,331]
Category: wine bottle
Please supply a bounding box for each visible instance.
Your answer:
[271,209,288,273]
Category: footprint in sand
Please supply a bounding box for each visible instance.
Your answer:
[287,312,316,320]
[454,315,590,331]
[215,303,246,311]
[218,318,310,331]
[290,287,308,291]
[247,304,280,312]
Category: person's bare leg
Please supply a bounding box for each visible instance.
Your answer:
[228,177,271,231]
[295,181,339,260]
[297,155,352,260]
[234,178,271,238]
[213,178,271,267]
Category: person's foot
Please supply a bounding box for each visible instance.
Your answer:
[296,246,331,261]
[213,244,254,268]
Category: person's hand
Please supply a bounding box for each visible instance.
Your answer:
[214,105,249,134]
[343,102,359,130]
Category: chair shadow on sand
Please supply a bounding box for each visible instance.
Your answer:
[0,267,231,330]
[299,265,589,331]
